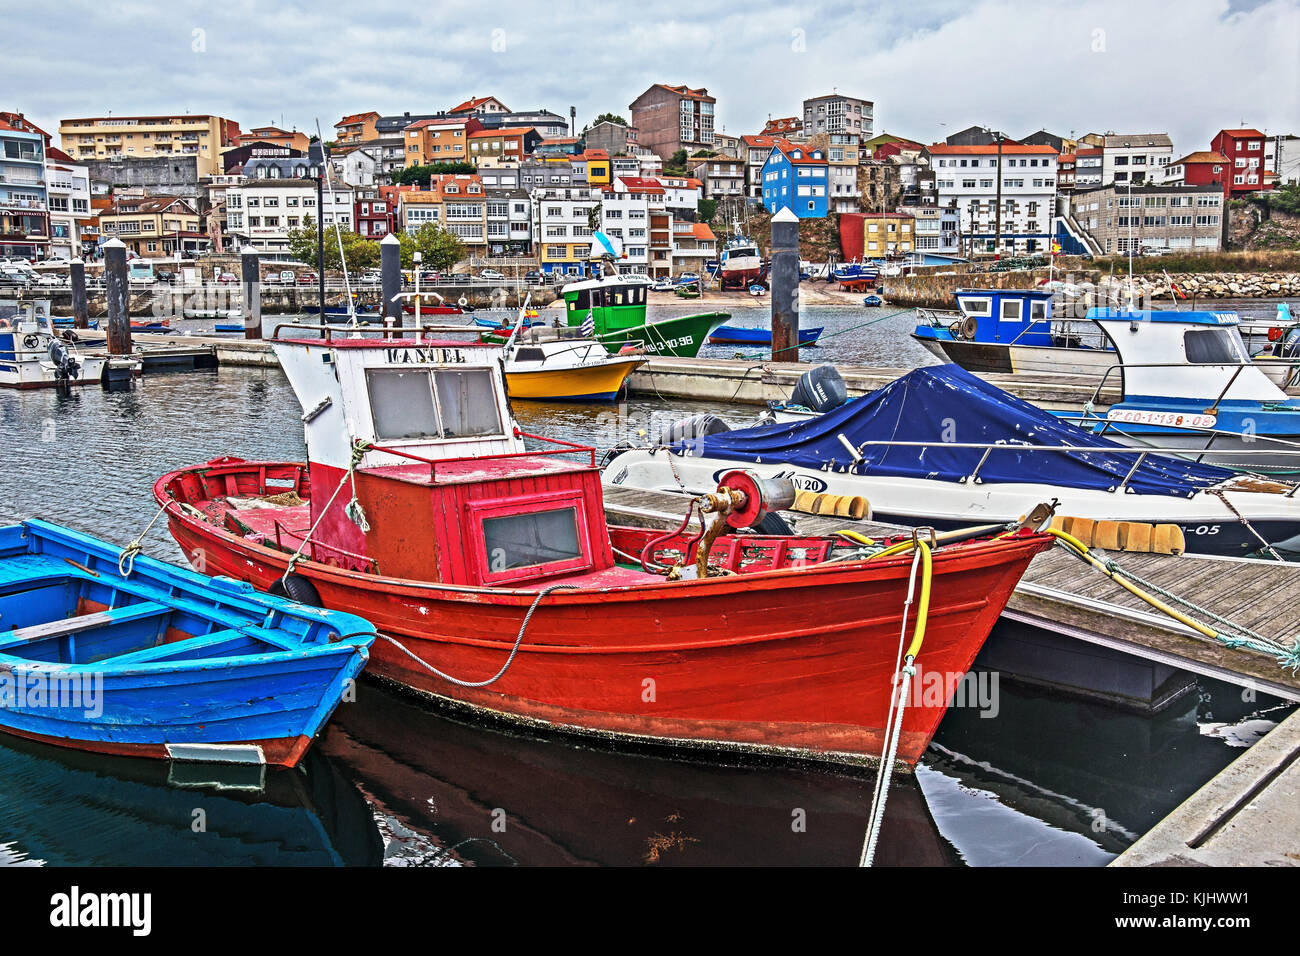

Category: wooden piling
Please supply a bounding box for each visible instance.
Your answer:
[381,233,402,330]
[70,258,88,329]
[102,238,131,355]
[770,208,800,361]
[240,245,261,340]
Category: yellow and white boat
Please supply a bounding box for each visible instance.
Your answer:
[504,334,644,401]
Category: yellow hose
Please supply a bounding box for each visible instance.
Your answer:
[835,529,876,546]
[1043,527,1218,639]
[862,537,933,659]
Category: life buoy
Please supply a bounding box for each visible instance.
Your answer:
[1269,326,1283,342]
[457,295,468,307]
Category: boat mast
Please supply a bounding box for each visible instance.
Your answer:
[316,119,358,330]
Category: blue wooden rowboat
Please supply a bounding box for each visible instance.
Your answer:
[708,325,824,345]
[0,519,375,767]
[213,323,244,333]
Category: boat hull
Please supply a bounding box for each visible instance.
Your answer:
[710,325,824,345]
[504,359,640,401]
[157,462,1049,768]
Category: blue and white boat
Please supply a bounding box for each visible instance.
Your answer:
[830,261,879,284]
[1064,307,1300,472]
[602,364,1300,558]
[0,519,375,766]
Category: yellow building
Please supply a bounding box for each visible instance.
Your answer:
[847,212,914,256]
[335,111,380,147]
[404,116,482,165]
[59,114,239,178]
[98,195,205,257]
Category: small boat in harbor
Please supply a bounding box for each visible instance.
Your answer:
[603,363,1300,558]
[504,336,644,401]
[863,294,884,308]
[130,320,175,334]
[748,284,767,297]
[717,234,764,290]
[0,519,375,766]
[155,328,1053,768]
[708,325,824,346]
[0,302,117,389]
[482,271,729,358]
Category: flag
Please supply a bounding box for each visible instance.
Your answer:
[580,310,595,336]
[1163,270,1187,300]
[1051,240,1061,255]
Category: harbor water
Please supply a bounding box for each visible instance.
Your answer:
[0,302,1293,866]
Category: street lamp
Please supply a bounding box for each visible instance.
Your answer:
[981,126,1006,258]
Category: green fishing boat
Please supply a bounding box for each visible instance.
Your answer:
[480,275,728,358]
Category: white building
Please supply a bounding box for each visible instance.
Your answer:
[332,146,379,187]
[44,147,91,259]
[599,189,651,274]
[1268,133,1300,187]
[655,175,703,219]
[802,93,873,139]
[930,144,1059,256]
[226,178,353,256]
[1094,133,1174,186]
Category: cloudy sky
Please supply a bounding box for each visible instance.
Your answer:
[10,0,1299,154]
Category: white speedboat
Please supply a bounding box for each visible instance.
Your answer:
[0,302,111,389]
[602,364,1300,558]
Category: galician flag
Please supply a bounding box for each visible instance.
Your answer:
[580,310,595,336]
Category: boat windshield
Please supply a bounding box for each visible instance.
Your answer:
[1184,328,1245,364]
[366,367,503,441]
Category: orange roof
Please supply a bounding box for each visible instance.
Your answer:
[690,223,715,241]
[336,111,379,127]
[1218,128,1264,139]
[928,144,1058,155]
[1173,151,1229,165]
[449,95,504,113]
[580,149,609,160]
[658,84,713,102]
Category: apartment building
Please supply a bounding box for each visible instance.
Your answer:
[628,84,716,160]
[448,96,510,117]
[0,115,48,258]
[1211,128,1272,196]
[802,94,873,139]
[840,211,915,258]
[59,114,239,178]
[1071,183,1223,254]
[44,147,91,259]
[468,127,542,163]
[98,195,206,257]
[670,220,716,275]
[353,187,391,240]
[236,126,310,153]
[403,115,483,165]
[806,132,862,212]
[930,143,1059,255]
[485,188,531,254]
[910,205,961,256]
[432,174,487,256]
[225,179,352,256]
[534,185,598,276]
[334,112,380,147]
[690,157,746,201]
[598,189,651,273]
[761,142,829,218]
[1078,132,1173,185]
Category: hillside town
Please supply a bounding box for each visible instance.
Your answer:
[4,86,1298,278]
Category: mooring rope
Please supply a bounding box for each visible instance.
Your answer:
[1047,530,1300,671]
[117,499,174,577]
[1206,488,1285,562]
[375,584,580,688]
[281,440,372,585]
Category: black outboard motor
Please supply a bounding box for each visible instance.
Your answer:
[789,364,847,413]
[47,339,81,381]
[654,414,731,446]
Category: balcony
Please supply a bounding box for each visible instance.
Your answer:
[0,198,47,211]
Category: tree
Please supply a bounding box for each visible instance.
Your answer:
[391,162,477,186]
[397,222,466,272]
[697,198,717,223]
[591,112,628,127]
[286,215,382,272]
[669,149,688,168]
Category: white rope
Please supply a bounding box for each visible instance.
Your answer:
[117,499,173,577]
[376,584,579,687]
[861,546,922,867]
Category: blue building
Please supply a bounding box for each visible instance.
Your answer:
[761,143,829,218]
[0,116,48,258]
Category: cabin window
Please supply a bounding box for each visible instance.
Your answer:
[1030,301,1047,323]
[1183,329,1243,364]
[366,367,503,441]
[367,369,438,440]
[483,507,582,572]
[513,347,546,362]
[962,298,991,317]
[433,369,502,437]
[1000,299,1021,321]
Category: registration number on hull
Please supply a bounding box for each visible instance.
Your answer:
[1106,408,1217,429]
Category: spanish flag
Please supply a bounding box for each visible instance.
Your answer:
[1051,240,1061,255]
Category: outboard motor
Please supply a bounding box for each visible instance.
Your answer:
[653,413,731,446]
[47,339,81,381]
[789,364,848,413]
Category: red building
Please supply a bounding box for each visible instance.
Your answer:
[1210,128,1272,196]
[1167,151,1229,191]
[353,189,392,240]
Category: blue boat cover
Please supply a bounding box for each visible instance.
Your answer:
[675,364,1234,497]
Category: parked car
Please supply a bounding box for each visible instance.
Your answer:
[30,273,65,288]
[279,270,296,285]
[359,271,382,285]
[216,272,238,285]
[524,270,541,284]
[298,272,318,286]
[478,269,505,281]
[155,270,177,284]
[419,271,440,283]
[0,271,29,288]
[445,273,472,284]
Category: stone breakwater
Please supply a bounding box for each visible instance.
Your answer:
[1124,272,1300,301]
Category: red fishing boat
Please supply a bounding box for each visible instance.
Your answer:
[154,326,1051,768]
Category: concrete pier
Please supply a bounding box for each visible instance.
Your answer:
[1113,707,1300,866]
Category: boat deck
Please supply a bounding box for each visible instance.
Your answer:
[602,484,1300,700]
